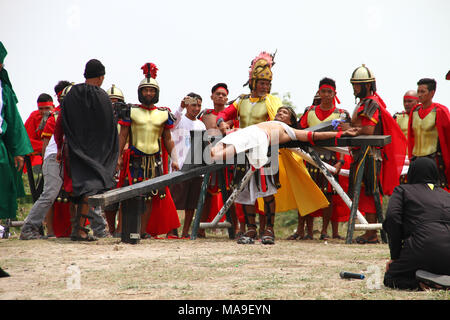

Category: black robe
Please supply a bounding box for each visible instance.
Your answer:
[61,83,118,198]
[383,158,450,290]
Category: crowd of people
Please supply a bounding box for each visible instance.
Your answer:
[1,40,449,290]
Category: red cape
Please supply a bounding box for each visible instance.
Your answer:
[53,202,72,237]
[145,141,181,236]
[408,103,450,183]
[368,94,407,195]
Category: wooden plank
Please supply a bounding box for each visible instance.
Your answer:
[281,135,391,148]
[88,163,228,207]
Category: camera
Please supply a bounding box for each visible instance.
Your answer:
[112,102,139,122]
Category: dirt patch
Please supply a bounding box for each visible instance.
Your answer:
[1,236,448,300]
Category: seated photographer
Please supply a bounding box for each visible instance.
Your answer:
[383,157,450,290]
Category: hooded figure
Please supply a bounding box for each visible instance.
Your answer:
[383,157,450,290]
[0,41,34,219]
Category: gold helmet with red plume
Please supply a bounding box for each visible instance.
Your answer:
[245,51,276,90]
[138,62,159,104]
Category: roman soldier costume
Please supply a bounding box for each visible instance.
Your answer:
[348,65,407,214]
[407,102,450,190]
[216,52,329,243]
[299,103,350,195]
[117,63,180,237]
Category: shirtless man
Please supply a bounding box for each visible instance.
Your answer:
[211,106,358,164]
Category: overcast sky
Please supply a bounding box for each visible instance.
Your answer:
[2,0,449,121]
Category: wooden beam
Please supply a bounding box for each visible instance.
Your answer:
[88,163,228,207]
[281,135,391,148]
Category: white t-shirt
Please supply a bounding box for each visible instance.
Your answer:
[171,106,206,169]
[44,135,58,160]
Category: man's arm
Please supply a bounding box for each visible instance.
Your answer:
[41,137,50,158]
[217,103,238,134]
[294,127,358,142]
[162,128,179,171]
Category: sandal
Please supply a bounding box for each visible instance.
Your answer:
[354,235,379,244]
[286,232,302,240]
[332,235,344,240]
[319,233,330,240]
[237,229,257,244]
[261,229,275,245]
[301,234,313,240]
[180,234,190,239]
[71,227,97,242]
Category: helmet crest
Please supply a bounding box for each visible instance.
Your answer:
[141,63,158,79]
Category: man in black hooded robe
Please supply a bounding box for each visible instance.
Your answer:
[383,157,450,290]
[55,59,118,241]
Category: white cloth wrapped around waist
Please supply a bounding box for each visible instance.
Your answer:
[218,121,297,169]
[219,125,270,169]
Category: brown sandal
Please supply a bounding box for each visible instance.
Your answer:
[355,235,379,244]
[261,229,275,245]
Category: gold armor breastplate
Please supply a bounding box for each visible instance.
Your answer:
[412,109,438,156]
[395,113,409,138]
[307,107,341,127]
[130,107,168,155]
[238,98,269,128]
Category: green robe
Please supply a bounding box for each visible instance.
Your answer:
[0,68,33,219]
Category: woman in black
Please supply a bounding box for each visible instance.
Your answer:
[383,157,450,290]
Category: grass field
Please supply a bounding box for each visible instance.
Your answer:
[1,176,449,301]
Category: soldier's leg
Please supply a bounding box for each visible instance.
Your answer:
[261,195,275,245]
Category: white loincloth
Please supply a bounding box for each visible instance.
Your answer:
[269,120,297,141]
[235,170,278,205]
[220,125,270,169]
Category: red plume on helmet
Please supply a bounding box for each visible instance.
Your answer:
[141,63,158,79]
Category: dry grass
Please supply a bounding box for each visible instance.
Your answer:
[1,234,449,300]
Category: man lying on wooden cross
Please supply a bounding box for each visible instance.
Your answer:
[210,106,357,245]
[211,106,358,168]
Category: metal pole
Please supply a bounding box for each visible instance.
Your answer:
[298,148,369,225]
[200,167,255,229]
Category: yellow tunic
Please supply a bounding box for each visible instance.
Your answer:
[130,107,168,155]
[411,109,438,156]
[395,112,409,139]
[306,107,342,127]
[255,95,329,216]
[236,97,269,128]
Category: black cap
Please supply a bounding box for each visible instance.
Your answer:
[84,59,105,79]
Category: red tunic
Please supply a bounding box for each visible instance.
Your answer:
[144,141,181,237]
[368,94,407,196]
